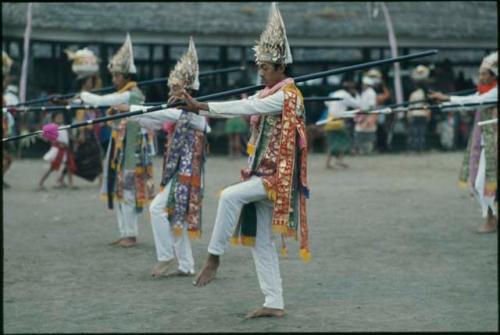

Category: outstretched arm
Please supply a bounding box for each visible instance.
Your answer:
[79,91,131,106]
[178,89,283,117]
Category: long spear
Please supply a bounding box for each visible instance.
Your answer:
[4,96,343,114]
[341,100,498,117]
[7,66,246,107]
[380,88,477,110]
[478,118,498,127]
[316,100,497,125]
[3,50,438,143]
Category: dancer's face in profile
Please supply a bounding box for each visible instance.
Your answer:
[111,72,128,90]
[258,62,285,88]
[168,84,183,99]
[478,68,495,85]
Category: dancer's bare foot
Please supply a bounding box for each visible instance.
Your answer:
[37,185,48,192]
[477,216,497,234]
[119,237,137,248]
[336,161,349,168]
[244,307,285,319]
[151,259,177,277]
[193,254,219,287]
[54,182,68,189]
[108,238,123,246]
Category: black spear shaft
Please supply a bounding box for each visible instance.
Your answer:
[3,96,343,114]
[378,88,479,110]
[348,100,498,115]
[9,66,245,107]
[3,50,438,143]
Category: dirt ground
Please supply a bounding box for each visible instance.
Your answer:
[2,152,498,332]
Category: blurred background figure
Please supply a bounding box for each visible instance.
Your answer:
[324,74,361,169]
[406,65,431,154]
[3,50,16,188]
[224,93,249,158]
[366,69,392,152]
[353,71,378,155]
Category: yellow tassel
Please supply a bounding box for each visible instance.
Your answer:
[173,226,183,237]
[267,189,277,202]
[159,185,165,193]
[281,246,288,258]
[230,237,240,246]
[299,248,311,263]
[272,224,288,234]
[241,236,256,246]
[485,182,497,193]
[188,230,202,239]
[216,188,225,198]
[99,194,108,202]
[246,144,255,156]
[458,181,468,189]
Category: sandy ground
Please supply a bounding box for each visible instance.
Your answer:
[2,152,498,333]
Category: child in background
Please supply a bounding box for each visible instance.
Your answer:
[38,112,76,190]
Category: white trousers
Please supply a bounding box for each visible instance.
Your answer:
[208,177,284,310]
[149,181,195,274]
[116,189,139,238]
[473,148,497,218]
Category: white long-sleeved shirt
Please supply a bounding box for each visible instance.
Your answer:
[324,89,361,118]
[204,90,302,117]
[130,105,210,133]
[360,87,377,111]
[80,91,130,106]
[446,87,497,109]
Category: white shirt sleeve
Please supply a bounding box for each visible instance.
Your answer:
[449,88,497,105]
[360,88,377,110]
[341,91,361,110]
[130,105,208,132]
[206,91,284,116]
[80,91,131,106]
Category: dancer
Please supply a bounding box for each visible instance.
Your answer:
[78,34,155,247]
[430,51,497,233]
[175,3,309,319]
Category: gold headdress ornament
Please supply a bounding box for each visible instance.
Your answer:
[64,47,99,79]
[3,50,13,76]
[167,36,200,90]
[253,2,293,65]
[411,65,430,81]
[480,51,498,77]
[108,33,137,75]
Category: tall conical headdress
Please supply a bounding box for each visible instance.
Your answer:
[3,50,13,76]
[253,2,293,65]
[167,36,200,90]
[65,47,99,79]
[108,33,137,74]
[480,51,498,77]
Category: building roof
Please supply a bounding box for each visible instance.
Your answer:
[2,2,498,48]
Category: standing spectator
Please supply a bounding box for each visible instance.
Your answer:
[323,75,361,169]
[407,65,431,153]
[353,72,378,155]
[224,93,249,158]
